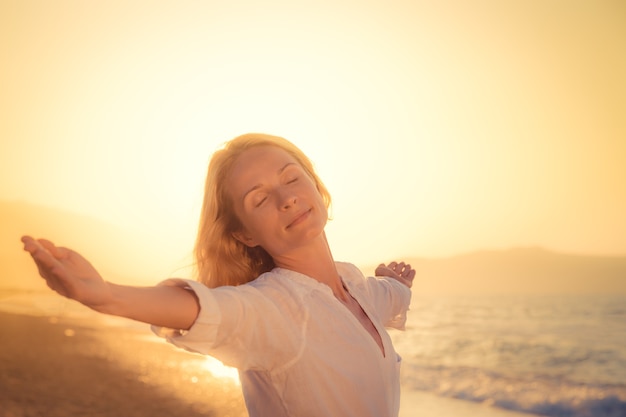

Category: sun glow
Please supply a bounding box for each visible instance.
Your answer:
[202,357,241,386]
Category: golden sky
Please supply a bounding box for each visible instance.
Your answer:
[1,0,625,271]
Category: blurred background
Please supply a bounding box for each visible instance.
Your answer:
[2,0,625,278]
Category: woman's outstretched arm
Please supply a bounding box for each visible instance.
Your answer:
[21,236,200,330]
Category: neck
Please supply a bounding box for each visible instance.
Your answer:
[272,232,346,299]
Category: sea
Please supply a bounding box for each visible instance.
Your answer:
[1,291,625,417]
[393,294,626,417]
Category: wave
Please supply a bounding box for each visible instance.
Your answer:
[527,396,626,417]
[402,363,626,417]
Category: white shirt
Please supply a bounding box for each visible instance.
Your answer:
[152,262,411,417]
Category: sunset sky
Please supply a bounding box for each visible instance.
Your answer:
[2,0,625,274]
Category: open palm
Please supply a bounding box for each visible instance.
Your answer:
[22,236,112,310]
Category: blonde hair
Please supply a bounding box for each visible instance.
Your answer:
[194,133,332,288]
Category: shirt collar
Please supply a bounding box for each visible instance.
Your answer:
[270,267,334,295]
[270,263,365,296]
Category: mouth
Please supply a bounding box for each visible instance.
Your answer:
[286,208,312,229]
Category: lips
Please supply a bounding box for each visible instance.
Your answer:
[286,208,312,229]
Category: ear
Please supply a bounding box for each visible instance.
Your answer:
[232,230,259,248]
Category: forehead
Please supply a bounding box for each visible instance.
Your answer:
[227,145,299,194]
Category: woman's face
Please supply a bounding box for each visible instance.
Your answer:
[227,146,328,258]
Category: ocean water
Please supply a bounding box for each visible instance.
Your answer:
[393,294,626,417]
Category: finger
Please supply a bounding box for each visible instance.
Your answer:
[23,237,50,276]
[28,251,65,291]
[29,242,65,275]
[22,237,71,293]
[38,239,68,260]
[21,235,41,255]
[406,269,416,280]
[32,257,49,280]
[375,266,393,277]
[21,237,61,261]
[29,240,53,264]
[397,264,408,275]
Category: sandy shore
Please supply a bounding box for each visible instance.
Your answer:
[0,311,246,417]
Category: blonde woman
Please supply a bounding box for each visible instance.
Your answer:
[22,133,415,417]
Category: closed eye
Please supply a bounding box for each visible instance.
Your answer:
[255,196,268,207]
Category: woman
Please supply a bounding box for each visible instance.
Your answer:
[22,133,415,417]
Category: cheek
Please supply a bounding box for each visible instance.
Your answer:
[243,208,277,236]
[311,185,328,210]
[231,205,263,241]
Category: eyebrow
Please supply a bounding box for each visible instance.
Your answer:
[242,162,297,201]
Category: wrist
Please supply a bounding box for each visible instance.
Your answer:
[90,281,121,315]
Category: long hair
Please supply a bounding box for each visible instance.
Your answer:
[194,133,332,287]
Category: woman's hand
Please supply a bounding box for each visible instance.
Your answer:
[375,261,415,288]
[22,236,200,329]
[21,236,113,311]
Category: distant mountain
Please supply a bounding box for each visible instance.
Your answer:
[365,247,626,295]
[0,201,191,290]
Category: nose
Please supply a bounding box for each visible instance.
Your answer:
[278,189,297,210]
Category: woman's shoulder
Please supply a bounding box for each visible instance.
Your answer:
[336,262,368,285]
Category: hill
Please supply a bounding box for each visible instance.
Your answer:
[366,247,626,295]
[0,201,193,290]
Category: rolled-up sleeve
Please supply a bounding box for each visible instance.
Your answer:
[364,276,411,330]
[151,278,303,370]
[151,279,223,353]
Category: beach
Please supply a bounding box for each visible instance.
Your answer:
[0,311,246,417]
